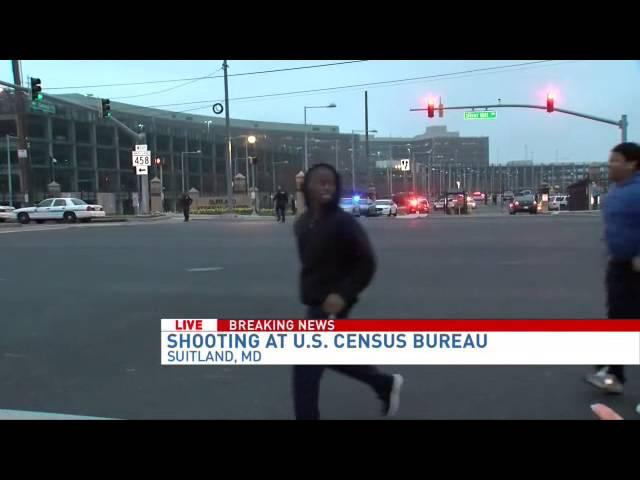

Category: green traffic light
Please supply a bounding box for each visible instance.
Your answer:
[37,93,43,100]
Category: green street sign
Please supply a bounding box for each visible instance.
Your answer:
[464,111,497,120]
[31,102,56,114]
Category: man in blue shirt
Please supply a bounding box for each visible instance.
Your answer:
[585,142,640,395]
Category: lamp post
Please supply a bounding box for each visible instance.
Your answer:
[181,150,201,193]
[304,103,336,171]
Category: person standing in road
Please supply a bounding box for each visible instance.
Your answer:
[492,193,497,206]
[180,192,193,222]
[291,195,297,216]
[292,163,403,420]
[585,142,640,394]
[274,186,289,223]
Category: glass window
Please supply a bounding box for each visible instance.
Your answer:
[99,172,115,192]
[29,141,50,166]
[75,122,92,143]
[173,137,185,153]
[97,148,116,169]
[77,145,94,168]
[120,150,133,169]
[96,125,115,146]
[157,134,170,151]
[0,119,17,137]
[78,170,95,193]
[27,116,47,138]
[120,172,137,193]
[188,157,200,174]
[53,199,67,207]
[52,119,69,141]
[71,199,87,206]
[52,144,73,168]
[202,157,213,173]
[38,199,54,207]
[55,169,75,192]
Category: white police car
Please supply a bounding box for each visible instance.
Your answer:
[12,198,106,224]
[0,205,15,222]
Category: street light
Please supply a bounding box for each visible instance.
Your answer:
[181,150,201,193]
[351,129,377,193]
[304,103,336,171]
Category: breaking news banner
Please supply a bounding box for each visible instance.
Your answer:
[160,319,640,366]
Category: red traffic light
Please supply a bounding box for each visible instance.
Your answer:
[546,93,555,113]
[155,157,161,166]
[427,98,435,118]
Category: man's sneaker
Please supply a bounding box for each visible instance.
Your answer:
[381,374,404,417]
[585,368,624,394]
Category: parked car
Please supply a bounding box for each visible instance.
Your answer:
[472,192,485,202]
[358,197,378,217]
[375,199,398,217]
[509,193,540,215]
[446,190,469,214]
[467,196,477,209]
[0,205,15,222]
[549,195,569,211]
[340,197,360,217]
[433,198,446,211]
[12,198,106,224]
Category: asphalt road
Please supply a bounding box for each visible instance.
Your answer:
[1,206,638,419]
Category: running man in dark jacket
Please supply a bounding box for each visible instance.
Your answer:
[292,163,403,420]
[274,186,289,223]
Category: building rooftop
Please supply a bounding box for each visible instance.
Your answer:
[52,94,341,134]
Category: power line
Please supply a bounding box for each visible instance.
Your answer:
[45,61,366,90]
[145,60,560,111]
[113,66,224,100]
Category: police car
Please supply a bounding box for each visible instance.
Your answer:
[0,205,15,222]
[12,198,106,224]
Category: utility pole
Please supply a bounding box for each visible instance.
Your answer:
[223,60,233,213]
[365,91,370,189]
[11,60,29,204]
[351,134,355,192]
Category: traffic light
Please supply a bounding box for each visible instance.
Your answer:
[438,98,444,118]
[30,78,43,102]
[427,98,435,118]
[155,157,161,166]
[100,98,112,118]
[546,93,555,113]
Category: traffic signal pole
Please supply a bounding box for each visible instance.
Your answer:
[411,103,629,143]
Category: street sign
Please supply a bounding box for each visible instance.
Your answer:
[136,165,148,175]
[132,150,151,167]
[30,102,56,114]
[135,144,148,152]
[17,149,28,159]
[400,159,411,171]
[464,111,497,120]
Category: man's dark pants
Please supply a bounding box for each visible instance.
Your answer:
[276,206,286,222]
[183,207,190,222]
[292,306,392,420]
[596,261,640,383]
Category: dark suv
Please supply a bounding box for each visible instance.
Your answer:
[509,193,539,214]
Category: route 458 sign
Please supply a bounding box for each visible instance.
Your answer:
[132,145,151,167]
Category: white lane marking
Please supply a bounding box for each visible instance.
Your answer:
[186,267,224,272]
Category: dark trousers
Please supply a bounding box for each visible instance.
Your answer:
[276,206,286,222]
[595,261,640,384]
[292,306,392,420]
[183,208,190,221]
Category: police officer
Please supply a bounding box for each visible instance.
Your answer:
[585,142,640,394]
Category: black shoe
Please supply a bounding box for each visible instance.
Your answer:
[380,374,404,417]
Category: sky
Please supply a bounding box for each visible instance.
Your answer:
[2,59,638,165]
